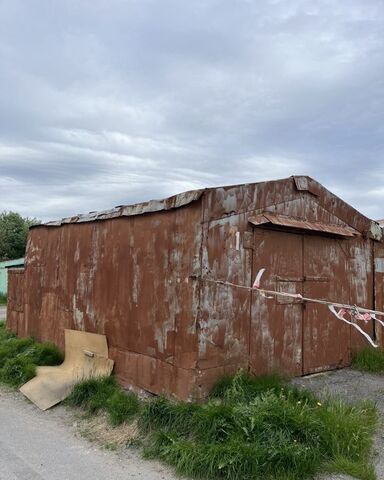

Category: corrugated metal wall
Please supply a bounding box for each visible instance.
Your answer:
[6,176,384,400]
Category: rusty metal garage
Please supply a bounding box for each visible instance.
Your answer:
[6,176,384,400]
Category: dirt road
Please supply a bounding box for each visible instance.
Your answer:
[0,387,177,480]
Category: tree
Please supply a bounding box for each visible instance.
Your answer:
[0,211,40,261]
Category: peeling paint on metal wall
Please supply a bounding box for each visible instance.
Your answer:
[348,239,374,352]
[7,269,25,335]
[7,176,384,400]
[198,212,252,371]
[374,241,384,347]
[250,229,303,376]
[302,236,351,373]
[199,179,380,387]
[14,201,204,399]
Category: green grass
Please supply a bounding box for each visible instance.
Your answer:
[210,371,316,405]
[0,321,63,387]
[0,323,378,479]
[66,376,140,425]
[0,293,6,305]
[141,372,377,480]
[65,371,377,479]
[106,390,140,425]
[325,456,376,480]
[66,376,119,413]
[352,347,384,373]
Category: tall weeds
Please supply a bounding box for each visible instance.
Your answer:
[141,372,377,480]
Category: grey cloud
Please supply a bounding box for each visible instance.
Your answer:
[0,0,384,221]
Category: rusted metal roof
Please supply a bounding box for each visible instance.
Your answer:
[248,212,360,237]
[37,189,205,228]
[32,176,381,241]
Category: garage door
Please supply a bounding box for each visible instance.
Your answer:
[250,227,352,376]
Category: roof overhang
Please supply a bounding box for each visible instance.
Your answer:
[34,189,205,228]
[248,213,360,238]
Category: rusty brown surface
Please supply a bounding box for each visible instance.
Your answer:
[250,229,303,376]
[197,212,252,372]
[249,212,359,237]
[374,241,384,346]
[7,268,25,335]
[7,176,384,400]
[302,236,351,373]
[348,238,375,351]
[15,201,203,400]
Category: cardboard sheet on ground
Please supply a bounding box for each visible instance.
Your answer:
[20,329,114,410]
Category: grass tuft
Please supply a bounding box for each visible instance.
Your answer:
[107,390,140,425]
[67,376,140,426]
[66,376,119,413]
[209,371,285,402]
[325,456,376,480]
[0,322,63,387]
[352,347,384,373]
[210,370,316,405]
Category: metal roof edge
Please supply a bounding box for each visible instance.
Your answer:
[30,176,382,240]
[32,177,296,229]
[33,188,206,228]
[294,176,382,240]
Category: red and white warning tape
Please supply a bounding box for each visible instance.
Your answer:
[253,268,384,348]
[197,269,384,348]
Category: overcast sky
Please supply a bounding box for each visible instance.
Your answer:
[0,0,384,222]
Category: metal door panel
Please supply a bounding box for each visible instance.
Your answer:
[250,229,303,376]
[303,236,350,374]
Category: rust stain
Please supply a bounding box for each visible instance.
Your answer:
[6,176,384,400]
[249,212,359,237]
